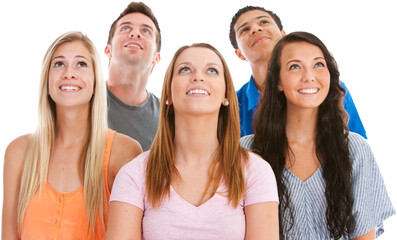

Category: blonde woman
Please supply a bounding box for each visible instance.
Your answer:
[2,31,142,239]
[107,43,279,239]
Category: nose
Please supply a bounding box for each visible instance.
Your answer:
[63,66,76,80]
[250,24,263,35]
[303,69,315,82]
[191,72,204,82]
[129,29,141,39]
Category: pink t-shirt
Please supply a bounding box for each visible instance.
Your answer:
[110,151,278,240]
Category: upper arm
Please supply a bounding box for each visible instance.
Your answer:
[108,133,143,191]
[352,228,375,240]
[244,201,279,240]
[2,135,30,240]
[106,201,143,240]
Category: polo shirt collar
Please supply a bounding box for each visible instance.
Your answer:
[245,75,260,111]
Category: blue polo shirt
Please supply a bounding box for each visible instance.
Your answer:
[236,76,367,139]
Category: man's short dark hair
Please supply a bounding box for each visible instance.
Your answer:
[107,1,161,51]
[229,6,283,49]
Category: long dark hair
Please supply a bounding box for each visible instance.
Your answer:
[252,31,354,239]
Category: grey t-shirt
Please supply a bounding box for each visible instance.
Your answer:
[107,87,159,151]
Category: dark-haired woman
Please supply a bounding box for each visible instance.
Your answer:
[241,31,395,239]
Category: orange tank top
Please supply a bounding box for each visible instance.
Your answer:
[21,129,116,240]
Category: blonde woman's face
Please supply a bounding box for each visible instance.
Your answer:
[48,41,95,108]
[170,47,226,116]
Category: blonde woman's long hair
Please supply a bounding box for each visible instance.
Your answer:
[17,31,108,237]
[146,43,248,208]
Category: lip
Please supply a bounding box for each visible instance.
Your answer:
[251,35,271,47]
[124,41,143,50]
[59,84,82,92]
[297,87,319,94]
[186,86,210,96]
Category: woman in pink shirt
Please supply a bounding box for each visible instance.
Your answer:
[107,43,279,239]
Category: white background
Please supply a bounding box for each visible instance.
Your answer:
[0,0,396,237]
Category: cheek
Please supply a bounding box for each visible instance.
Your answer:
[48,71,57,96]
[320,72,331,90]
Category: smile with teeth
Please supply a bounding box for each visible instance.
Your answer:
[186,89,210,95]
[298,88,319,94]
[60,85,81,91]
[125,43,142,49]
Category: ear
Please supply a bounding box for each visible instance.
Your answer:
[277,82,284,91]
[104,45,112,58]
[152,52,161,66]
[166,94,173,105]
[281,29,287,37]
[234,49,246,61]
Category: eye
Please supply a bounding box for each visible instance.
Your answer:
[179,66,191,73]
[288,64,300,70]
[121,26,131,32]
[54,61,64,67]
[142,28,151,35]
[240,27,250,34]
[260,20,269,25]
[314,62,325,68]
[77,61,88,67]
[207,68,218,74]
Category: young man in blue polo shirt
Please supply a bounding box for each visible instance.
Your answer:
[229,6,367,138]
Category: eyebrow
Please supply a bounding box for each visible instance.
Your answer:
[286,57,325,65]
[52,55,90,61]
[175,62,222,69]
[236,15,270,32]
[119,21,154,31]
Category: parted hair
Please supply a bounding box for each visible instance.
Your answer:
[146,43,248,208]
[17,31,108,238]
[252,32,355,239]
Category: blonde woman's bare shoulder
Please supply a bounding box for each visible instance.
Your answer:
[4,134,31,165]
[3,134,32,186]
[109,132,143,175]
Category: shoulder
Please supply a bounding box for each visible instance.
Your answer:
[117,151,150,179]
[347,132,376,174]
[109,132,143,173]
[148,92,160,103]
[5,134,31,163]
[348,132,371,158]
[112,132,143,157]
[236,80,250,97]
[243,152,278,204]
[245,151,272,171]
[240,134,254,150]
[243,151,274,181]
[4,134,32,177]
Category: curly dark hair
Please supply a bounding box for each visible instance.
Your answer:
[229,6,283,49]
[251,31,355,239]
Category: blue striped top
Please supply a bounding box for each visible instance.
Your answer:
[240,132,395,239]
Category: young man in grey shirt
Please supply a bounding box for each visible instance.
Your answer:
[105,2,161,151]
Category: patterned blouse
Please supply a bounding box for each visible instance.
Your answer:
[240,132,395,239]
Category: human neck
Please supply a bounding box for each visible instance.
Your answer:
[107,63,150,106]
[250,58,269,92]
[285,107,318,144]
[54,106,90,147]
[173,114,219,166]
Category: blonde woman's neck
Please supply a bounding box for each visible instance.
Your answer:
[54,106,90,146]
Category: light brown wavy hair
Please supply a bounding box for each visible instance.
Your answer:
[146,43,248,208]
